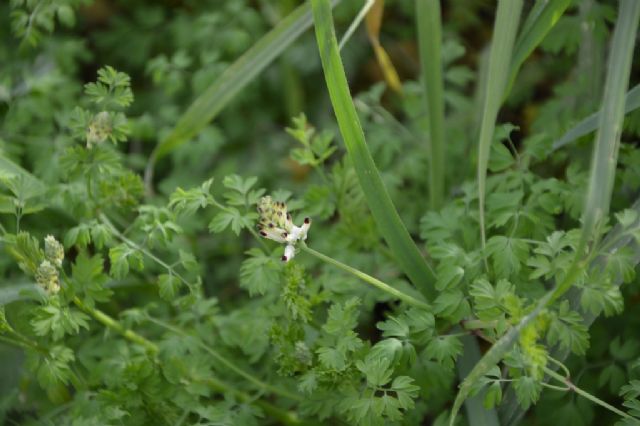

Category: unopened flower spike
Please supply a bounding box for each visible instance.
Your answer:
[35,260,60,294]
[257,196,311,262]
[44,235,64,267]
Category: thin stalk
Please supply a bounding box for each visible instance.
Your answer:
[476,0,523,254]
[416,0,446,210]
[300,243,430,310]
[145,316,302,402]
[544,367,634,421]
[72,296,158,354]
[338,0,375,50]
[0,334,34,351]
[99,214,192,288]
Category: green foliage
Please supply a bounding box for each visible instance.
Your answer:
[1,0,640,425]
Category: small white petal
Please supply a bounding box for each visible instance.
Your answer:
[300,218,311,240]
[282,244,296,262]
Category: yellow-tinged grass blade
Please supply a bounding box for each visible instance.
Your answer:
[311,0,436,299]
[451,3,640,423]
[477,0,524,253]
[504,0,571,99]
[147,1,340,173]
[365,0,403,94]
[416,0,445,210]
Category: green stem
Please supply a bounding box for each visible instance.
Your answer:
[1,328,47,354]
[72,296,158,354]
[299,244,430,310]
[145,316,302,402]
[99,214,192,288]
[0,334,34,351]
[544,366,634,421]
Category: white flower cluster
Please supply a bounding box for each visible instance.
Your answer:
[257,196,311,262]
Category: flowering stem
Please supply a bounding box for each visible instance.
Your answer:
[299,244,430,310]
[72,296,158,354]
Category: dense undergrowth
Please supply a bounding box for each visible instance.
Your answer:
[1,0,640,425]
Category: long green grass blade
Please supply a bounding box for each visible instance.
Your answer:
[477,0,523,252]
[552,83,640,150]
[416,0,446,210]
[148,1,339,165]
[453,3,640,423]
[504,0,570,99]
[311,0,436,299]
[551,0,640,302]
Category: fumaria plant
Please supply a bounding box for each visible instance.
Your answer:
[1,0,640,425]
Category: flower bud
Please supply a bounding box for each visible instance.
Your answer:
[35,260,60,294]
[44,235,64,268]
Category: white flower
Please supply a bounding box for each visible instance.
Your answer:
[257,196,311,262]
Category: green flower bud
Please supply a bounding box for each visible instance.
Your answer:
[86,111,112,147]
[35,260,60,294]
[44,235,64,267]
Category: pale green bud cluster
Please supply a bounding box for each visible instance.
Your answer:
[257,196,292,233]
[44,235,65,267]
[35,260,60,294]
[35,235,65,294]
[86,111,112,147]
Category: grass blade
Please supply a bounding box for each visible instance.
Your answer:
[146,1,340,176]
[476,0,523,252]
[552,83,640,150]
[453,3,640,423]
[416,0,446,210]
[311,0,436,299]
[504,0,571,98]
[551,0,640,302]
